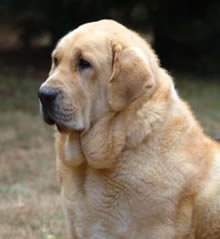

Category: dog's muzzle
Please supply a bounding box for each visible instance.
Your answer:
[38,86,85,134]
[38,86,58,125]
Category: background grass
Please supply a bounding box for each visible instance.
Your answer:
[0,70,65,239]
[174,75,220,138]
[0,69,219,239]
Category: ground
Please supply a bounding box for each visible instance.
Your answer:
[0,68,219,239]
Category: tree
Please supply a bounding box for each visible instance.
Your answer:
[149,0,220,75]
[6,0,220,75]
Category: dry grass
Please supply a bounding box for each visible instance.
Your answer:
[0,70,219,239]
[0,71,66,239]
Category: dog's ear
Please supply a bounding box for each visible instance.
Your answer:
[108,43,155,111]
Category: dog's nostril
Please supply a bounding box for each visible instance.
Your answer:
[38,87,58,104]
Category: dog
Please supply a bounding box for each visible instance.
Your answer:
[38,20,220,239]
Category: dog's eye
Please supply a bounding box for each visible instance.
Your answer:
[78,59,91,70]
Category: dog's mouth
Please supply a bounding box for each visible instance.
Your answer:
[39,102,55,125]
[39,102,67,132]
[39,102,85,134]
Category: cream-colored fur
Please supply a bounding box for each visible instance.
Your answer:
[40,20,220,239]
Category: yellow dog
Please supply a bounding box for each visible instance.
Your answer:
[39,20,220,239]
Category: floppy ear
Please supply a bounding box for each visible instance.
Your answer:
[108,44,155,111]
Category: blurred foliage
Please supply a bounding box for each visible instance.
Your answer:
[4,0,220,75]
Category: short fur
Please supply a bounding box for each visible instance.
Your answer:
[40,20,220,239]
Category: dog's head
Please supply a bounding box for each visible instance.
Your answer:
[38,20,159,134]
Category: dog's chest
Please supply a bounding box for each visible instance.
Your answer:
[63,158,183,239]
[67,168,137,238]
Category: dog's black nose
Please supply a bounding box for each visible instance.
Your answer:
[38,87,58,104]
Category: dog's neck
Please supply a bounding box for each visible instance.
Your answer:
[124,77,179,149]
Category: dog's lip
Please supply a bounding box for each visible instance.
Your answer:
[40,102,55,125]
[42,111,55,125]
[56,123,85,134]
[41,113,73,133]
[44,116,55,125]
[56,123,71,133]
[39,102,85,134]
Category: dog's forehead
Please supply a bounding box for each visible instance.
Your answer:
[57,29,108,53]
[57,20,128,50]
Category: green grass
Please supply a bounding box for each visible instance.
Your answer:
[0,70,219,239]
